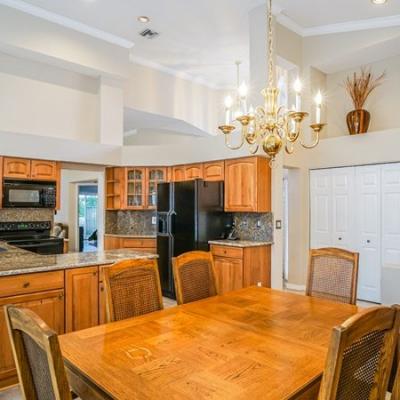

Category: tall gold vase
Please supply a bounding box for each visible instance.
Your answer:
[346,109,370,135]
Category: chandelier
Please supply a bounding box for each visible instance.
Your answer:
[218,0,326,163]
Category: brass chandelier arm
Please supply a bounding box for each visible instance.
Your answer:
[249,144,259,154]
[301,123,325,149]
[300,135,320,149]
[285,143,294,154]
[224,130,245,150]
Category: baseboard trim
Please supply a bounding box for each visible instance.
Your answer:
[285,283,306,292]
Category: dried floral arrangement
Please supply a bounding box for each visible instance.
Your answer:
[344,68,385,109]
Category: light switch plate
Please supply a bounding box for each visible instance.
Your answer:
[151,216,157,225]
[275,220,282,229]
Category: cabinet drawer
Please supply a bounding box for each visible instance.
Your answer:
[120,238,156,248]
[211,245,243,259]
[0,271,64,298]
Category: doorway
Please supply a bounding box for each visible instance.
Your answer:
[78,184,98,252]
[282,169,289,283]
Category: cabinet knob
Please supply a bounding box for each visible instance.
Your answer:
[367,240,371,244]
[338,237,342,241]
[23,282,30,288]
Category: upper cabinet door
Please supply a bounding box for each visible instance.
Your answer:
[224,157,270,212]
[31,160,57,180]
[172,166,186,182]
[146,167,167,209]
[203,161,224,181]
[3,157,31,179]
[185,164,203,180]
[126,168,146,209]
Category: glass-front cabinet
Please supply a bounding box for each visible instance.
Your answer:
[146,168,167,209]
[126,168,146,209]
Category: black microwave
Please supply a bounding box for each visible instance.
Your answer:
[3,180,57,208]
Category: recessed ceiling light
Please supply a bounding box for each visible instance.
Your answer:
[371,0,387,4]
[137,16,150,23]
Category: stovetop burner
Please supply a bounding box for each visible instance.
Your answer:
[0,221,64,255]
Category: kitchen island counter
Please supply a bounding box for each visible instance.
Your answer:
[0,242,157,277]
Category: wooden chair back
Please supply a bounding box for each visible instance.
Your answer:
[5,305,72,400]
[306,247,359,305]
[318,305,400,400]
[393,365,400,400]
[103,258,163,322]
[172,251,218,305]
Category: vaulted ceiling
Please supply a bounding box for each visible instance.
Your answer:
[4,0,400,87]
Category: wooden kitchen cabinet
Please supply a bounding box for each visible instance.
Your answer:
[3,157,31,179]
[146,167,167,209]
[185,163,203,180]
[126,168,146,209]
[224,156,271,212]
[172,165,186,182]
[65,267,99,332]
[105,167,125,210]
[103,235,157,253]
[213,256,243,294]
[210,244,271,294]
[0,289,65,387]
[104,235,121,250]
[31,160,58,180]
[203,161,225,181]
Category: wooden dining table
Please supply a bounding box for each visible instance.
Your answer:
[59,287,359,400]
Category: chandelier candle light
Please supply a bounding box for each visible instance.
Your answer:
[218,0,326,163]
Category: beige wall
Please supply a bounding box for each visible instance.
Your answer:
[0,52,98,142]
[326,55,400,138]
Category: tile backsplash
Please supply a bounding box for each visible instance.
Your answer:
[106,210,273,242]
[0,209,54,223]
[106,210,156,236]
[233,212,273,242]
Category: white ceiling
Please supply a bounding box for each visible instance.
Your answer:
[6,0,400,87]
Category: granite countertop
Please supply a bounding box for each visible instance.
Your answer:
[104,233,156,238]
[0,242,157,277]
[208,239,273,248]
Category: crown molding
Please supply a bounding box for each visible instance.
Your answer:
[276,11,400,37]
[302,14,400,37]
[0,0,134,48]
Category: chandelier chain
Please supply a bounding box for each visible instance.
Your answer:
[267,0,274,88]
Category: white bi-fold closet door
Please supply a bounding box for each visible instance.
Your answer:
[310,163,400,303]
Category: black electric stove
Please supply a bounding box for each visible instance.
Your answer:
[0,221,64,255]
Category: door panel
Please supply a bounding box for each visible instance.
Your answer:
[331,167,355,250]
[382,164,400,269]
[355,165,381,303]
[310,170,332,248]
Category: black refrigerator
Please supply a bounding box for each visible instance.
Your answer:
[157,180,232,298]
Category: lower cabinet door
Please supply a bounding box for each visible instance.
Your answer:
[214,257,243,294]
[99,281,107,325]
[66,267,99,332]
[0,289,65,386]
